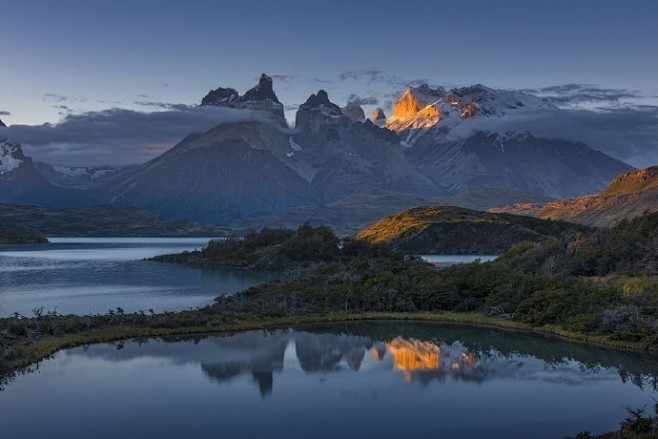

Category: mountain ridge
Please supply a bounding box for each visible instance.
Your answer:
[489,166,658,227]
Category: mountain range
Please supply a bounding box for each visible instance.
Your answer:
[0,74,635,227]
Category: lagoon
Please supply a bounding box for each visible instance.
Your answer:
[1,321,655,438]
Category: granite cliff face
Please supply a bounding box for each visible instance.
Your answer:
[291,90,439,202]
[201,73,285,121]
[341,102,365,122]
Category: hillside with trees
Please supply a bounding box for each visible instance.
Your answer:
[213,212,658,345]
[356,205,588,254]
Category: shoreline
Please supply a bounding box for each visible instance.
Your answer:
[3,311,656,383]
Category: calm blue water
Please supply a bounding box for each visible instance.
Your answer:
[1,322,655,438]
[420,254,498,265]
[0,237,274,317]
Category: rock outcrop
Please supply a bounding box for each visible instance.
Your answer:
[341,102,365,122]
[201,73,285,120]
[369,108,386,126]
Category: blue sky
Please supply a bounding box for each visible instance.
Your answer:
[2,0,657,124]
[1,0,657,167]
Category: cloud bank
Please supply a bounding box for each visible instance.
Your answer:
[448,105,658,168]
[0,106,281,167]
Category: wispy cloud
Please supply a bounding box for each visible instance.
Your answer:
[338,69,385,83]
[310,77,333,84]
[43,93,87,104]
[134,101,194,111]
[522,84,643,108]
[345,94,378,106]
[53,105,73,116]
[270,74,301,83]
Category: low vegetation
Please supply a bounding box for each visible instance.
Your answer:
[0,204,222,237]
[0,225,48,244]
[569,403,658,438]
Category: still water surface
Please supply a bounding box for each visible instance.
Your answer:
[1,322,655,438]
[0,237,274,317]
[420,254,498,265]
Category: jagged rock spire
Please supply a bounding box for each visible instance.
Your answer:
[241,73,280,103]
[200,73,285,121]
[369,108,386,124]
[201,87,239,106]
[341,102,365,122]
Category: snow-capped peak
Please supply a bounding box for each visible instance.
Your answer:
[386,83,556,133]
[0,139,24,175]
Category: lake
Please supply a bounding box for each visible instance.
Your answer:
[1,321,655,438]
[0,237,274,317]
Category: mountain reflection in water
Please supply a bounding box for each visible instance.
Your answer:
[58,323,658,398]
[2,322,658,439]
[201,333,495,394]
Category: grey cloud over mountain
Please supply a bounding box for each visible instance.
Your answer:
[0,106,280,167]
[448,105,658,168]
[134,101,195,111]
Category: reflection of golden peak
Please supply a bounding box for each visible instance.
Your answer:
[386,337,441,372]
[370,344,386,362]
[451,351,478,373]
